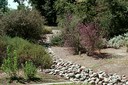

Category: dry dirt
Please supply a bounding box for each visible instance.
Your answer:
[51,47,128,78]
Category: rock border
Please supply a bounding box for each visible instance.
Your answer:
[45,48,128,85]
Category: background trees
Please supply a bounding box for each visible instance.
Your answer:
[29,0,57,26]
[0,0,8,13]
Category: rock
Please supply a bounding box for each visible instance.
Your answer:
[98,81,103,85]
[126,81,128,85]
[98,74,104,80]
[55,70,59,74]
[75,74,81,79]
[80,77,86,81]
[107,83,113,85]
[68,73,75,78]
[84,80,89,84]
[95,78,100,84]
[90,73,98,77]
[89,80,95,85]
[111,78,118,84]
[104,77,109,83]
[103,83,107,85]
[49,72,53,75]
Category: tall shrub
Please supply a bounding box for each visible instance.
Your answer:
[78,22,102,55]
[0,9,45,42]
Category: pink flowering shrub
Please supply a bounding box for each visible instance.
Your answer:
[78,22,102,55]
[61,13,103,55]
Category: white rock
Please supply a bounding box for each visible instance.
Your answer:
[75,74,81,79]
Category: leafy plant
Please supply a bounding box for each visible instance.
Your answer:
[1,46,18,78]
[0,9,45,42]
[51,35,63,46]
[23,61,37,80]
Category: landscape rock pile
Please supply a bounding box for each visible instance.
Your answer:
[45,48,128,85]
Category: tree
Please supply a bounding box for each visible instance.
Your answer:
[13,0,26,10]
[106,0,128,37]
[0,0,8,13]
[29,0,57,26]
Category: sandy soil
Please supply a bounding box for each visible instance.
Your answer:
[51,47,128,77]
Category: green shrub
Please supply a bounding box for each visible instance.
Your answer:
[1,47,18,78]
[0,36,52,69]
[51,35,63,46]
[23,61,37,79]
[0,9,45,42]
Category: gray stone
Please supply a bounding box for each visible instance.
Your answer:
[126,81,128,85]
[68,73,75,77]
[89,80,95,85]
[75,74,81,79]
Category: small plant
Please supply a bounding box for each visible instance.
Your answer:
[51,35,64,46]
[1,46,18,78]
[23,61,37,80]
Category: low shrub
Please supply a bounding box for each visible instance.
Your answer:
[51,35,63,46]
[0,36,52,69]
[1,47,18,78]
[0,9,45,42]
[23,61,37,80]
[108,35,124,49]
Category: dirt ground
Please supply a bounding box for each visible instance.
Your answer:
[51,47,128,78]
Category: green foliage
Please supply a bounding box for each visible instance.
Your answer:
[1,47,18,78]
[0,36,52,69]
[29,0,57,25]
[105,0,128,37]
[23,61,37,79]
[51,35,63,46]
[0,0,8,13]
[0,9,45,42]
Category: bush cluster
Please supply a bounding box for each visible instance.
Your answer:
[0,9,45,42]
[0,36,52,69]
